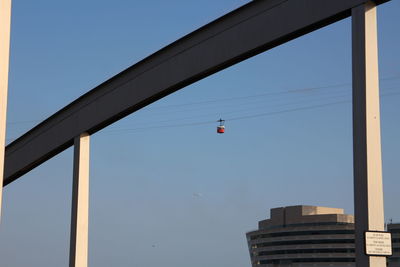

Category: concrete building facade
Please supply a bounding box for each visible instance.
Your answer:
[247,205,398,267]
[246,206,356,266]
[388,224,400,267]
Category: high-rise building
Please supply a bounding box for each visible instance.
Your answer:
[246,205,355,266]
[388,223,400,267]
[246,205,398,266]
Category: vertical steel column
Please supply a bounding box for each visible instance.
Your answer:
[352,2,386,267]
[0,0,12,220]
[69,133,90,267]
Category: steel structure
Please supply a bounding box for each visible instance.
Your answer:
[0,0,391,266]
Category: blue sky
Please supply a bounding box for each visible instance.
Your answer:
[1,0,399,266]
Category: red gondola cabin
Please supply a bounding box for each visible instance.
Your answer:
[217,119,225,134]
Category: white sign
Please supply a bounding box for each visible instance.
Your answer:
[365,231,392,256]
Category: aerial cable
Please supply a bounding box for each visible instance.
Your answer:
[5,90,400,143]
[107,86,399,130]
[102,90,400,135]
[5,75,400,126]
[150,75,400,110]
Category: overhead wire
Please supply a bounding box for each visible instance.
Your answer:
[104,91,353,131]
[102,84,399,129]
[6,74,400,126]
[102,80,400,127]
[5,75,400,141]
[140,74,400,110]
[101,89,400,135]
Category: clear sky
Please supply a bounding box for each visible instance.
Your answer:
[0,0,399,266]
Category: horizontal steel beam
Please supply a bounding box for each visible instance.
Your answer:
[4,0,389,186]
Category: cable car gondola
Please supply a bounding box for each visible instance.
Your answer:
[217,119,225,134]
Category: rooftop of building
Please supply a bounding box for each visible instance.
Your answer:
[257,205,355,230]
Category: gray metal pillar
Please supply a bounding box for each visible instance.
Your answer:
[69,133,90,267]
[352,2,386,266]
[0,0,12,219]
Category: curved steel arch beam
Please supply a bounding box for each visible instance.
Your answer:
[3,0,388,186]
